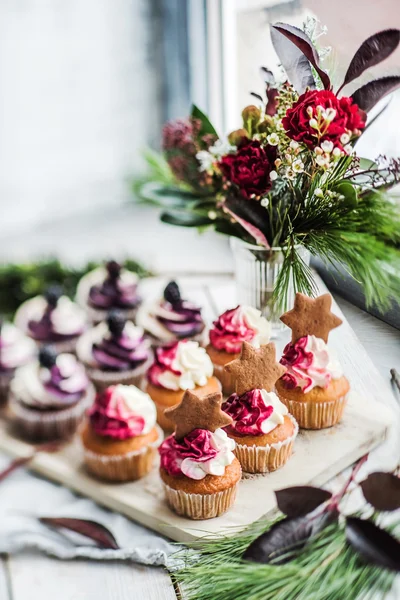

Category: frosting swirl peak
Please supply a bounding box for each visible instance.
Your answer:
[222,389,288,436]
[152,281,204,338]
[209,305,271,353]
[0,322,36,372]
[88,262,141,310]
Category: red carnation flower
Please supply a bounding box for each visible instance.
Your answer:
[282,89,366,152]
[219,139,277,199]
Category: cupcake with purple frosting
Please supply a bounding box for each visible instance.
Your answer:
[0,320,36,404]
[136,281,205,346]
[14,285,87,354]
[76,261,142,324]
[76,310,152,392]
[9,346,95,441]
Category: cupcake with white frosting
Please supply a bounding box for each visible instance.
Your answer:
[81,384,162,481]
[76,260,142,324]
[146,339,221,431]
[0,320,36,403]
[136,281,206,346]
[76,310,152,392]
[9,346,95,441]
[14,285,87,354]
[206,305,271,394]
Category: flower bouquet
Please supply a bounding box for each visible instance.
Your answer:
[135,21,400,314]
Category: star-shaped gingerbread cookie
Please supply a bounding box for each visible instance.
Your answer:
[224,342,286,396]
[164,390,232,440]
[280,292,342,343]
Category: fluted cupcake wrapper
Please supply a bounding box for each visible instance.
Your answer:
[278,394,348,429]
[233,414,299,474]
[87,354,153,393]
[83,425,163,482]
[9,386,96,442]
[162,481,238,520]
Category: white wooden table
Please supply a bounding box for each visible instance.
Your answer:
[0,280,399,600]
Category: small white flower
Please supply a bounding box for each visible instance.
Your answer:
[314,188,324,198]
[325,108,337,121]
[209,139,236,158]
[208,210,217,220]
[316,155,329,168]
[316,104,325,115]
[289,140,299,150]
[269,170,278,181]
[285,167,296,180]
[340,132,350,145]
[196,150,214,172]
[274,158,282,168]
[315,147,323,155]
[306,106,314,117]
[309,118,318,129]
[321,140,334,153]
[344,143,353,154]
[260,198,269,207]
[292,159,304,173]
[267,133,280,146]
[332,147,342,158]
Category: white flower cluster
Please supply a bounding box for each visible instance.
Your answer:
[196,139,236,173]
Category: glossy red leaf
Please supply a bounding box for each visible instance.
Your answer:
[352,76,400,112]
[360,472,400,511]
[275,486,332,518]
[39,517,119,550]
[346,517,400,572]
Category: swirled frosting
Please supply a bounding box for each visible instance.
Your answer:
[79,322,151,372]
[209,305,271,353]
[88,384,156,439]
[12,354,89,409]
[159,427,235,480]
[0,323,36,372]
[222,389,288,436]
[88,262,141,309]
[16,296,86,341]
[280,335,343,393]
[151,299,204,338]
[147,340,213,391]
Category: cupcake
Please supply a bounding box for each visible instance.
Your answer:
[76,310,152,392]
[14,285,87,353]
[276,292,350,429]
[206,305,271,395]
[76,260,142,324]
[0,320,36,404]
[81,384,162,482]
[159,389,241,519]
[146,339,221,431]
[9,346,95,441]
[136,281,205,345]
[222,342,298,473]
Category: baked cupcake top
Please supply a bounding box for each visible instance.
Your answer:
[136,281,205,342]
[222,342,288,436]
[209,305,271,353]
[77,311,151,372]
[15,286,87,342]
[87,261,141,310]
[0,321,36,373]
[11,346,90,409]
[159,390,235,480]
[279,293,343,392]
[88,384,156,440]
[147,339,213,391]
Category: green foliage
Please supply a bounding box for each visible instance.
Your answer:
[0,258,150,318]
[191,104,218,138]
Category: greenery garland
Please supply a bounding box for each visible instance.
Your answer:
[0,258,150,318]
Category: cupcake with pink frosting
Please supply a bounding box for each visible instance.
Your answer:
[206,305,271,394]
[9,346,95,441]
[136,281,206,345]
[146,339,220,431]
[14,285,87,354]
[81,384,162,481]
[76,261,142,324]
[0,320,36,404]
[76,310,152,392]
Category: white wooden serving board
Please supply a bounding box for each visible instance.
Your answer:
[0,274,393,543]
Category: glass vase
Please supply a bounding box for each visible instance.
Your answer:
[230,237,311,334]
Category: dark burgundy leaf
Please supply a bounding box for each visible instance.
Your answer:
[275,486,332,518]
[339,29,400,93]
[270,25,316,94]
[352,76,400,112]
[40,517,119,550]
[271,23,330,90]
[360,472,400,511]
[243,512,333,565]
[224,196,270,248]
[346,517,400,572]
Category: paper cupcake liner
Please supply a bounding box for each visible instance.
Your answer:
[278,394,348,429]
[233,414,299,473]
[87,354,153,393]
[9,386,95,442]
[82,425,163,482]
[212,363,234,396]
[162,481,238,520]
